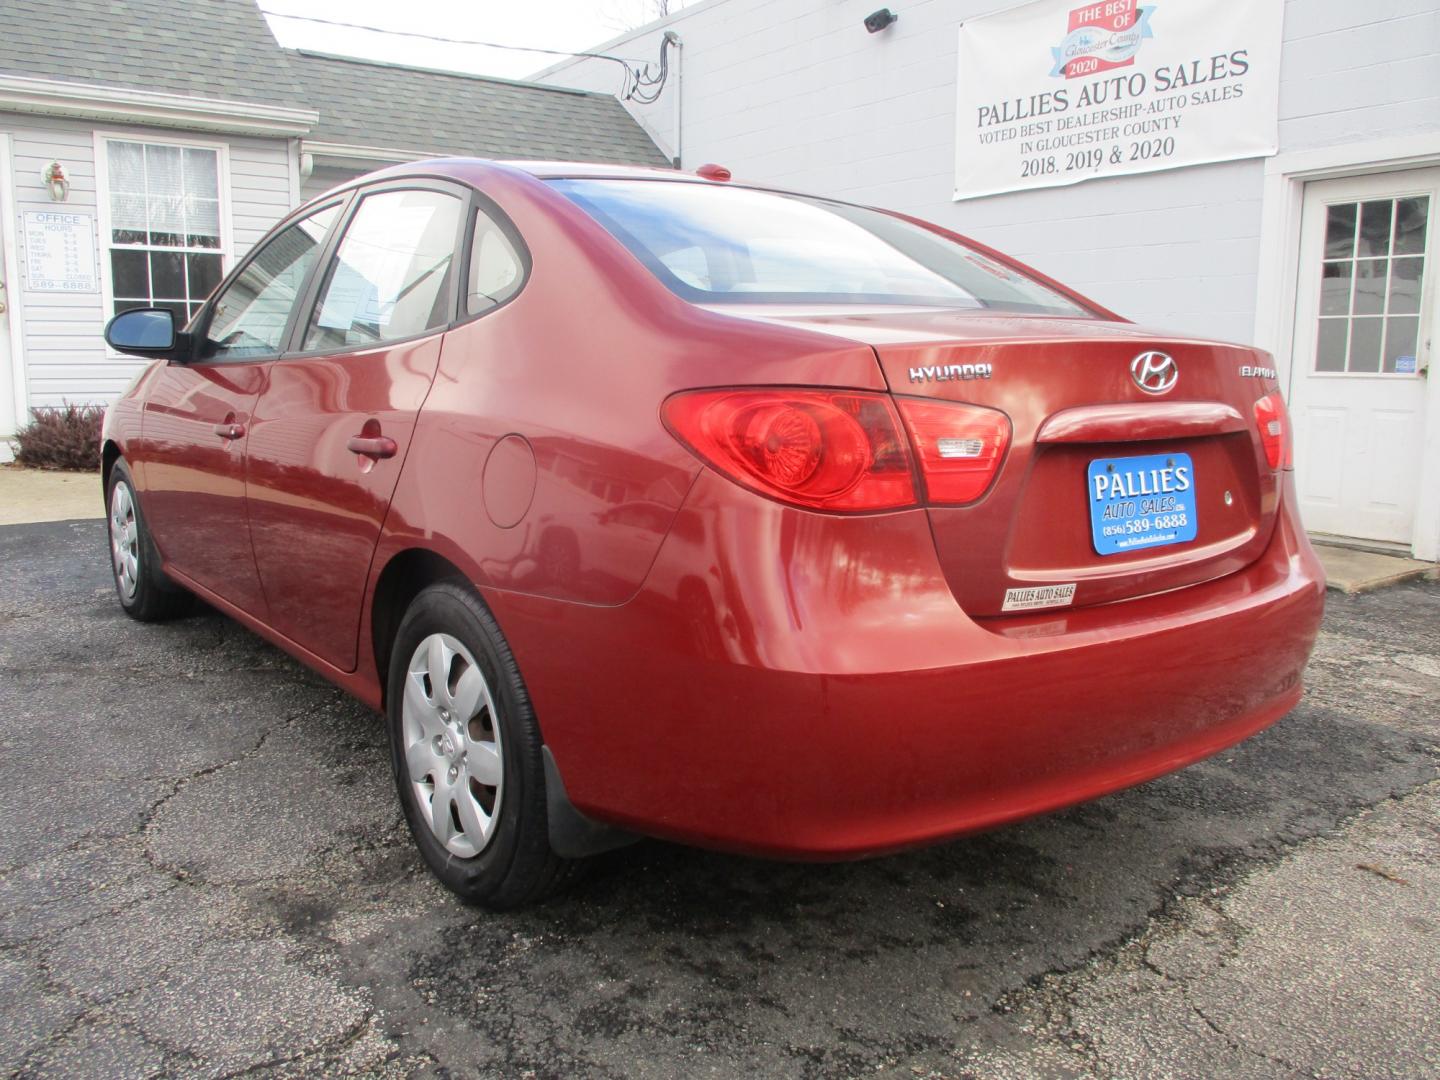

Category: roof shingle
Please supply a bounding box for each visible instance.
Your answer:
[287,50,669,166]
[1,1,669,167]
[2,0,306,107]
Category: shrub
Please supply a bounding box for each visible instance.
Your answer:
[13,404,105,471]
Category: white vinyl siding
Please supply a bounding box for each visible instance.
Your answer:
[300,164,361,204]
[0,112,294,409]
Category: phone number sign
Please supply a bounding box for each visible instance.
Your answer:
[24,211,98,293]
[954,0,1284,200]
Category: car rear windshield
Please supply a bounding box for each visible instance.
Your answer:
[549,178,1090,316]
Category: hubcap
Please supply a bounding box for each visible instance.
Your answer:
[108,483,139,600]
[402,632,504,858]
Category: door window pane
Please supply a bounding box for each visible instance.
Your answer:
[204,204,340,360]
[1347,317,1382,373]
[1324,203,1356,258]
[1351,259,1388,316]
[1393,197,1429,256]
[304,189,463,351]
[1384,316,1419,373]
[1315,319,1347,372]
[1388,256,1423,314]
[1357,200,1393,256]
[1319,261,1351,316]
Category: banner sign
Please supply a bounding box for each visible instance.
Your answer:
[954,0,1284,200]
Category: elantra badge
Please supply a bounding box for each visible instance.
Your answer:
[1130,351,1178,394]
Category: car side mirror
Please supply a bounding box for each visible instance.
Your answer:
[104,307,193,361]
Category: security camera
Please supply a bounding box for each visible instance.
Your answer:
[864,8,898,33]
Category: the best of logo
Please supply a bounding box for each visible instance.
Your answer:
[1051,1,1156,79]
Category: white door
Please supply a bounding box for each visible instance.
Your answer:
[0,134,17,443]
[1288,169,1437,549]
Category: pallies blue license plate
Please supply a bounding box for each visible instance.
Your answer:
[1087,452,1198,556]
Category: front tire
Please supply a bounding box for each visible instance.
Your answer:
[386,582,578,908]
[106,459,191,622]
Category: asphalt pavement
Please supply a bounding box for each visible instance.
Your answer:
[0,518,1436,1079]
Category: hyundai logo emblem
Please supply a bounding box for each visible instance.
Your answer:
[1131,351,1178,394]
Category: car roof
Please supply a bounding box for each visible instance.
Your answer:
[299,157,722,215]
[499,160,691,180]
[350,157,814,201]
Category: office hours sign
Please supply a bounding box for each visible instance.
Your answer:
[23,212,98,292]
[954,0,1283,200]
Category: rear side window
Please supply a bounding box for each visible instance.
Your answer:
[551,178,1089,316]
[466,211,524,316]
[304,189,463,351]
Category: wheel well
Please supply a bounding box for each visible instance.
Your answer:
[370,548,470,708]
[101,441,121,497]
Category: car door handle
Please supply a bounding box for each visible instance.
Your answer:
[213,422,245,440]
[347,435,398,459]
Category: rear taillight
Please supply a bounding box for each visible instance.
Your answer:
[663,388,917,511]
[895,398,1011,504]
[1254,392,1294,471]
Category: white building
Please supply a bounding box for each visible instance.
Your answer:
[535,0,1440,560]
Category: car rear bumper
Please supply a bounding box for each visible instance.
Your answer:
[487,471,1325,859]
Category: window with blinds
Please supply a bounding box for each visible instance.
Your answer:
[104,139,227,327]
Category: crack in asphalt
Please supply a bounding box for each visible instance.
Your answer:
[137,701,331,887]
[1,519,1436,1077]
[1189,1003,1309,1076]
[963,779,1440,1079]
[210,1010,379,1080]
[10,940,202,1077]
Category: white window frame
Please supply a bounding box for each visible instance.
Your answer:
[93,129,234,355]
[1305,189,1434,380]
[1253,133,1440,388]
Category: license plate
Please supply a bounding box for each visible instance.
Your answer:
[1087,452,1198,556]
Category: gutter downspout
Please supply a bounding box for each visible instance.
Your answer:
[666,31,683,169]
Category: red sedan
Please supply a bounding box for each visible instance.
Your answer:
[100,160,1325,907]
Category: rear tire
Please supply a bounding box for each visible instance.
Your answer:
[106,459,192,622]
[386,582,579,908]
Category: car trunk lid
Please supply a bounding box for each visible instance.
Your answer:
[709,307,1286,616]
